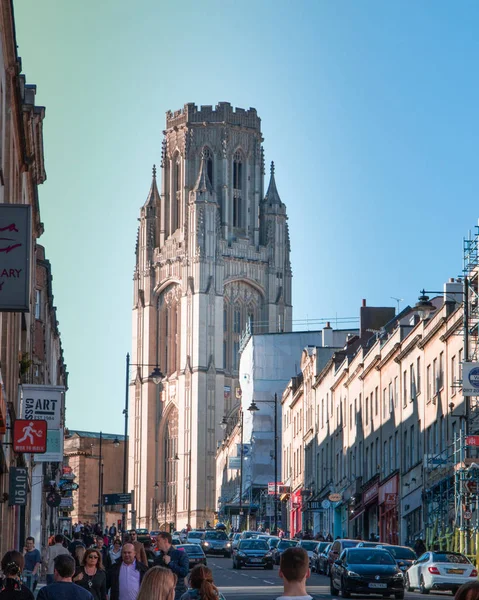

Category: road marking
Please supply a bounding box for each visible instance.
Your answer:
[263,580,275,585]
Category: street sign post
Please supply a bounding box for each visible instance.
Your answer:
[103,493,131,505]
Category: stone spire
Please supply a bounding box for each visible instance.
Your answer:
[144,164,160,208]
[192,157,213,195]
[264,161,285,213]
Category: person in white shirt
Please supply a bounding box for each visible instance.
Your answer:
[276,547,312,600]
[47,535,70,584]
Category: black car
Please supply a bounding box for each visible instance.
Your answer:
[176,544,207,569]
[311,542,331,573]
[232,539,274,570]
[272,539,298,565]
[330,548,405,599]
[383,545,418,572]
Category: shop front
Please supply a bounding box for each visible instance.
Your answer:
[401,487,423,546]
[290,489,303,537]
[362,478,379,541]
[379,473,399,545]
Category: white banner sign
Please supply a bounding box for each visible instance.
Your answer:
[0,204,31,312]
[228,457,241,469]
[22,385,64,428]
[34,429,64,462]
[463,363,479,396]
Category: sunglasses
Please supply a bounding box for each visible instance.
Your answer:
[87,555,99,560]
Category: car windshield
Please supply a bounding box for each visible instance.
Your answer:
[269,539,280,547]
[301,542,318,551]
[188,532,203,538]
[239,541,269,550]
[432,553,470,564]
[317,542,329,552]
[242,532,257,539]
[178,545,203,555]
[343,541,359,549]
[279,540,298,549]
[347,550,396,565]
[136,529,148,534]
[387,547,417,560]
[205,532,227,540]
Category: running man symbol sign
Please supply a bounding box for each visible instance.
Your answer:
[13,419,47,453]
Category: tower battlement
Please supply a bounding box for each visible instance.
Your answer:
[166,102,261,131]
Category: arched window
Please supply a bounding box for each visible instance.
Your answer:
[174,157,181,231]
[233,151,243,228]
[158,286,181,376]
[202,147,214,185]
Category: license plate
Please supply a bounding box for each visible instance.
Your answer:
[447,569,464,574]
[369,583,387,589]
[250,558,263,563]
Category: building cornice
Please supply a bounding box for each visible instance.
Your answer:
[418,318,447,349]
[359,355,380,381]
[376,342,400,370]
[344,363,364,387]
[331,367,349,391]
[440,316,463,342]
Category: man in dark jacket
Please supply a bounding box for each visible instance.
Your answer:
[106,543,148,600]
[154,532,189,600]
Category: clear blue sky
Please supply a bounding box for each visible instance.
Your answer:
[13,0,479,433]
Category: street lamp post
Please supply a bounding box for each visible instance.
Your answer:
[98,431,103,527]
[247,394,279,534]
[122,352,164,534]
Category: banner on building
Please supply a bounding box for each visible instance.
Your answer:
[463,363,479,396]
[13,419,47,453]
[0,204,31,312]
[8,467,28,505]
[21,385,64,428]
[228,457,241,469]
[34,429,63,462]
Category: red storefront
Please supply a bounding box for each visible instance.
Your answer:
[379,474,399,545]
[290,489,303,537]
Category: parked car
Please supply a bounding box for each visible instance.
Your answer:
[311,542,330,573]
[382,545,417,572]
[135,529,151,544]
[299,540,320,568]
[231,533,242,549]
[176,544,207,569]
[316,543,332,574]
[326,539,360,576]
[330,547,405,599]
[201,530,232,557]
[272,539,299,565]
[173,530,187,543]
[357,541,390,548]
[232,539,274,570]
[240,531,260,540]
[267,537,280,550]
[405,551,477,595]
[186,530,205,544]
[172,535,182,545]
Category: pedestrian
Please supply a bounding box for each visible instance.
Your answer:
[108,524,117,540]
[414,538,427,557]
[154,532,189,600]
[109,539,122,565]
[47,535,70,584]
[180,565,225,600]
[0,551,34,600]
[106,543,148,600]
[74,546,86,568]
[22,537,41,592]
[277,547,312,600]
[143,540,157,569]
[94,537,111,571]
[455,582,479,600]
[73,548,107,600]
[137,567,177,600]
[37,554,93,600]
[127,530,148,566]
[69,533,86,556]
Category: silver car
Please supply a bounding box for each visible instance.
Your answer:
[201,530,232,557]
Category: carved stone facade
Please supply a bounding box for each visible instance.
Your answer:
[130,102,292,529]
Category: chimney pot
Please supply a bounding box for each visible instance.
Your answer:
[362,299,367,307]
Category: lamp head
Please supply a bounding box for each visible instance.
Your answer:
[220,416,228,430]
[150,366,164,385]
[248,400,260,412]
[113,437,120,448]
[414,291,437,320]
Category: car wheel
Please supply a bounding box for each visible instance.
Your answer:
[395,593,405,600]
[341,578,351,598]
[265,564,274,570]
[405,574,412,592]
[420,576,429,594]
[330,577,339,596]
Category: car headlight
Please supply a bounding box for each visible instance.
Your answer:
[226,543,231,547]
[347,571,360,578]
[394,572,404,579]
[265,552,273,558]
[203,542,209,546]
[238,552,246,557]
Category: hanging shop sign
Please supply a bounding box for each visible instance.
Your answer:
[228,457,241,469]
[8,467,28,505]
[22,385,64,428]
[0,204,31,312]
[34,429,63,462]
[13,419,47,453]
[463,363,479,396]
[268,482,284,495]
[328,493,342,502]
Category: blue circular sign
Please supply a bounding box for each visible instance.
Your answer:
[468,367,479,390]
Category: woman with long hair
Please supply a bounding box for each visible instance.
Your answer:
[74,545,86,568]
[109,538,122,564]
[0,551,34,600]
[137,567,177,600]
[180,565,224,600]
[456,582,479,600]
[73,548,107,600]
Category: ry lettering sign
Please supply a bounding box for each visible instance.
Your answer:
[9,467,28,505]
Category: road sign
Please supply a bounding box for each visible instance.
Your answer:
[328,493,342,502]
[464,510,473,520]
[103,493,131,505]
[466,436,479,447]
[268,482,283,495]
[13,419,47,453]
[321,499,331,509]
[46,492,61,508]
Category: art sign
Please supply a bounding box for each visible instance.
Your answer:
[0,204,31,312]
[13,419,47,453]
[21,385,64,428]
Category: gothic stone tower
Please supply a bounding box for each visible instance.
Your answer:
[130,102,292,530]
